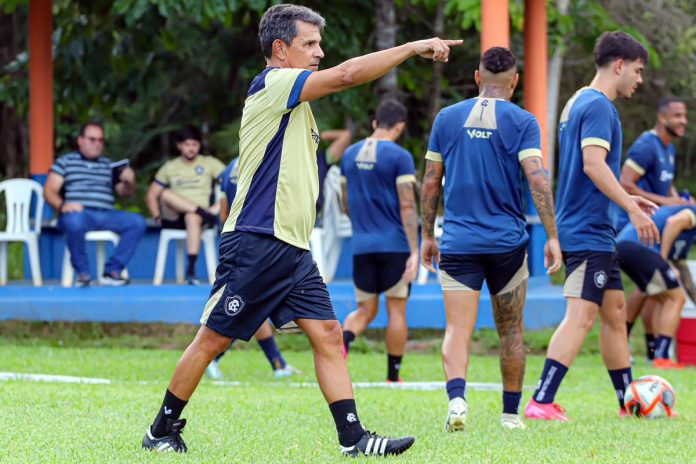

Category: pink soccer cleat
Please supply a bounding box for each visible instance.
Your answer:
[618,408,629,418]
[524,399,570,421]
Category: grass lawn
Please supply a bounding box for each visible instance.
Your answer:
[1,341,694,463]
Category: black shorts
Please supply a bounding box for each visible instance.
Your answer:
[562,250,623,305]
[352,252,411,301]
[200,231,336,341]
[439,246,528,295]
[616,242,680,295]
[161,214,217,230]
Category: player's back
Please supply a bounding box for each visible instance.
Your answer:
[341,139,415,255]
[427,97,542,254]
[555,87,623,252]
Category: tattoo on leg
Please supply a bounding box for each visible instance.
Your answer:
[491,283,527,391]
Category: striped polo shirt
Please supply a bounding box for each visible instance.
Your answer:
[223,67,319,250]
[50,151,115,210]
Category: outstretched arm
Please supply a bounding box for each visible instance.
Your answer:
[521,157,562,274]
[420,160,444,273]
[300,38,462,102]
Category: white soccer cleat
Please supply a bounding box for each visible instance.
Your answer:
[501,413,526,430]
[274,364,301,379]
[445,397,468,432]
[205,360,223,380]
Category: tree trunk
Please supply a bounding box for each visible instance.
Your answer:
[375,0,397,101]
[0,10,24,178]
[547,0,569,179]
[426,0,445,127]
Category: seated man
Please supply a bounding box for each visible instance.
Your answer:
[146,126,226,285]
[44,121,146,287]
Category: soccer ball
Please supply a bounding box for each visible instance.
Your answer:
[624,375,676,419]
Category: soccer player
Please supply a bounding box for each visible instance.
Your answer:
[420,47,562,431]
[340,100,419,383]
[141,3,462,456]
[619,97,691,358]
[524,31,660,422]
[616,219,688,370]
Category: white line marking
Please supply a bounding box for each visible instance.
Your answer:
[0,373,534,391]
[0,372,111,384]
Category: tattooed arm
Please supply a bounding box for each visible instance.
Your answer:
[397,181,420,282]
[420,160,444,273]
[520,156,562,274]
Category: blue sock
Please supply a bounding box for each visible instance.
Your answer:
[257,335,286,370]
[532,358,568,404]
[608,367,632,409]
[446,378,466,400]
[655,335,672,360]
[502,391,522,414]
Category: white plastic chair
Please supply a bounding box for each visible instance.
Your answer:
[61,230,129,287]
[153,228,218,285]
[0,179,44,286]
[417,216,444,285]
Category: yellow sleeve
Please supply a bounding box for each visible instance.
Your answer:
[265,68,312,114]
[154,161,170,186]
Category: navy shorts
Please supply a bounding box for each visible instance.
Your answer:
[353,252,411,302]
[438,246,529,295]
[562,250,623,305]
[200,231,336,341]
[616,242,680,295]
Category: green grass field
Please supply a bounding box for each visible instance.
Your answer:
[1,340,694,463]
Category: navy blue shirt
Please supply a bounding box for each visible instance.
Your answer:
[220,158,239,205]
[617,205,696,260]
[50,151,115,210]
[426,97,542,254]
[556,88,623,252]
[340,139,415,255]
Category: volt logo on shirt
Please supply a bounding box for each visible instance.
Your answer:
[467,129,493,140]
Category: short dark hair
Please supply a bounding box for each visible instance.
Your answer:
[175,125,202,144]
[79,120,104,136]
[480,47,517,74]
[657,96,685,114]
[594,31,648,68]
[375,99,407,129]
[258,4,326,58]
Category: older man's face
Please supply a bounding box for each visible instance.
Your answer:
[285,21,324,71]
[77,125,104,159]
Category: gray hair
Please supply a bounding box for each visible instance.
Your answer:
[258,4,326,58]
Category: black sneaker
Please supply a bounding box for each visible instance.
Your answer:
[101,271,129,286]
[187,275,201,286]
[75,274,91,288]
[340,430,415,457]
[142,418,187,453]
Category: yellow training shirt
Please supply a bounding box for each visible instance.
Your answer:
[155,155,226,208]
[223,67,319,250]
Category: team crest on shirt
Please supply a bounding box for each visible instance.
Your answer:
[195,166,204,175]
[224,295,245,316]
[594,271,607,289]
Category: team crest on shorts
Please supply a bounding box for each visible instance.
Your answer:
[224,295,245,316]
[594,271,607,289]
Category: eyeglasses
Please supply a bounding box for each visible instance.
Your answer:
[85,137,104,143]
